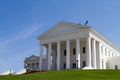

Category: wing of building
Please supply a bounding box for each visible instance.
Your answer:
[24,55,47,71]
[37,21,120,70]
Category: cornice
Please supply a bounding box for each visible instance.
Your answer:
[89,28,120,52]
[40,27,90,40]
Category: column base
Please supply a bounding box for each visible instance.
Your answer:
[82,66,94,69]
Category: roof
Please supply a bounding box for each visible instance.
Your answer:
[37,21,120,53]
[37,21,90,40]
[24,55,46,63]
[24,55,39,63]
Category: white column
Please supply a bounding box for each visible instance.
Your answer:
[76,38,81,69]
[86,37,92,67]
[103,46,105,57]
[98,43,102,69]
[39,44,43,70]
[103,60,106,69]
[36,63,38,70]
[110,51,112,57]
[106,49,108,57]
[57,41,60,70]
[92,39,97,69]
[29,64,32,69]
[48,43,52,70]
[29,63,31,69]
[109,50,110,57]
[66,40,70,69]
[34,63,36,69]
[33,63,35,70]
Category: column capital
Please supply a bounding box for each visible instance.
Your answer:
[56,41,60,43]
[86,35,92,38]
[40,43,43,46]
[98,42,102,46]
[76,37,80,39]
[48,42,52,45]
[92,38,96,41]
[86,36,91,41]
[65,39,70,42]
[76,38,80,41]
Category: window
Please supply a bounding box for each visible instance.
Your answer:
[73,48,76,55]
[83,47,86,54]
[72,63,76,69]
[36,63,39,69]
[115,65,118,70]
[63,63,66,69]
[83,61,86,67]
[64,50,66,56]
[56,51,57,57]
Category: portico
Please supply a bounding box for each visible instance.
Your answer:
[39,37,99,70]
[38,21,120,70]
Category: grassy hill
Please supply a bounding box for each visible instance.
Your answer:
[0,70,120,80]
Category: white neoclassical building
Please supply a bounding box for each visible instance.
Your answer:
[37,21,120,70]
[24,55,47,70]
[24,55,40,70]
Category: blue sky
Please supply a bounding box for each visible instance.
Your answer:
[0,0,120,73]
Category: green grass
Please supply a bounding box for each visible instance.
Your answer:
[0,70,120,80]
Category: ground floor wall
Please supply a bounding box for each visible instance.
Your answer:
[107,57,120,69]
[41,38,120,70]
[50,39,87,70]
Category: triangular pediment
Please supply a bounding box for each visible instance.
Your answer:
[38,21,86,39]
[25,55,39,61]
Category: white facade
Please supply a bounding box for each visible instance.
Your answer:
[24,55,47,70]
[37,21,120,70]
[107,56,120,69]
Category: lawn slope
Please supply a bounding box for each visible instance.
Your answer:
[0,70,120,80]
